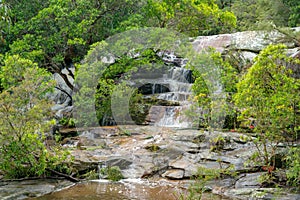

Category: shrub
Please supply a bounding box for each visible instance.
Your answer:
[285,147,300,187]
[0,55,73,178]
[100,166,124,181]
[234,44,300,167]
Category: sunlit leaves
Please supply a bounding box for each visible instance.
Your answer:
[0,56,56,178]
[145,0,236,36]
[234,44,300,165]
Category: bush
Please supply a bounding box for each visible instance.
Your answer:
[100,166,124,181]
[286,147,300,187]
[234,44,300,167]
[0,55,73,178]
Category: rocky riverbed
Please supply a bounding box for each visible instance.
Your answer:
[1,125,299,200]
[62,126,300,199]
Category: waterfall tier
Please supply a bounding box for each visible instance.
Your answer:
[135,52,195,128]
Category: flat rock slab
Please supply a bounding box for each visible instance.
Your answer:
[0,179,74,200]
[162,169,184,179]
[217,188,300,200]
[235,173,265,188]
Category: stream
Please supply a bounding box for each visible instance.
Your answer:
[31,179,226,200]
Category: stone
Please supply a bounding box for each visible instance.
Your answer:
[55,125,297,199]
[162,169,184,179]
[220,188,300,200]
[0,180,74,200]
[50,71,74,119]
[138,83,170,95]
[106,158,133,170]
[235,173,265,188]
[169,156,198,178]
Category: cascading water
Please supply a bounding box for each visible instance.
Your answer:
[142,52,196,128]
[98,162,107,180]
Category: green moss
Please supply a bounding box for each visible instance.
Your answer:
[100,166,124,181]
[82,169,98,180]
[145,144,160,152]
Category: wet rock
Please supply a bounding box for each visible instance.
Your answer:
[219,188,300,200]
[169,156,198,178]
[50,69,74,119]
[106,158,133,170]
[172,140,200,152]
[61,125,298,199]
[235,173,265,188]
[192,134,206,143]
[0,180,74,200]
[138,83,170,95]
[198,160,230,170]
[162,169,184,179]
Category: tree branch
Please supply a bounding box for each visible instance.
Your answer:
[46,168,80,182]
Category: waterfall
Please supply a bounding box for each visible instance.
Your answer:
[98,161,107,180]
[142,52,196,128]
[153,106,193,127]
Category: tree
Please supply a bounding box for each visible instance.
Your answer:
[3,0,144,91]
[231,0,300,31]
[283,0,300,27]
[234,44,300,167]
[190,49,239,129]
[0,0,11,50]
[144,0,236,36]
[0,55,71,178]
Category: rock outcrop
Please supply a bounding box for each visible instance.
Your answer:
[50,66,75,119]
[192,28,300,55]
[66,125,299,200]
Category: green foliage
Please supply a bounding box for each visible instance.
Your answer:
[0,55,73,178]
[210,135,230,152]
[211,50,239,93]
[118,129,132,137]
[46,146,74,176]
[234,44,300,166]
[145,144,160,152]
[258,173,278,187]
[145,0,236,36]
[285,147,300,187]
[0,133,48,178]
[59,117,76,128]
[94,48,164,126]
[0,55,38,89]
[231,0,300,31]
[4,0,144,72]
[283,0,300,27]
[81,169,98,180]
[190,49,238,129]
[100,166,124,181]
[0,0,11,50]
[95,79,115,126]
[0,56,54,178]
[180,165,236,199]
